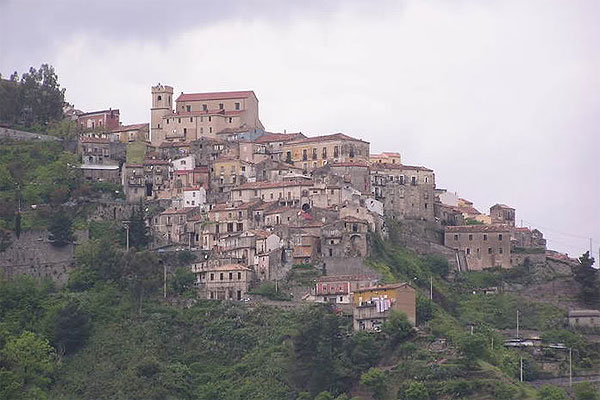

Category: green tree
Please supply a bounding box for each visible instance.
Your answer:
[171,267,196,295]
[360,368,386,400]
[574,382,600,400]
[538,385,568,400]
[123,250,161,315]
[48,212,74,247]
[573,252,599,306]
[314,392,335,400]
[0,331,57,396]
[15,64,65,127]
[416,295,434,324]
[127,204,149,249]
[404,382,429,400]
[43,301,90,356]
[459,333,488,367]
[381,310,413,345]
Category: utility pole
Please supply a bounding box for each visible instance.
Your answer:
[163,262,167,298]
[430,276,433,300]
[491,336,494,350]
[124,222,130,251]
[520,357,523,382]
[569,347,572,387]
[516,309,519,338]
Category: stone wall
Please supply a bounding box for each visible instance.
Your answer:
[0,230,88,286]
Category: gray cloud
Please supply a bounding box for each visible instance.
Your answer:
[1,0,598,258]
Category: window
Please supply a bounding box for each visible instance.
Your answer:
[483,234,488,241]
[219,103,224,110]
[200,127,203,134]
[411,176,417,185]
[202,104,207,111]
[488,247,493,254]
[302,149,308,161]
[209,127,212,134]
[220,273,224,281]
[322,147,327,158]
[399,175,405,185]
[235,102,240,110]
[333,146,339,157]
[178,118,181,123]
[454,234,458,240]
[469,234,473,241]
[208,116,212,122]
[499,234,503,241]
[166,119,169,124]
[238,272,242,280]
[499,247,503,254]
[209,291,214,299]
[466,248,471,255]
[183,128,187,135]
[312,148,317,160]
[210,273,214,281]
[228,117,232,123]
[424,203,428,209]
[157,95,162,101]
[425,176,429,183]
[186,105,191,112]
[229,272,233,280]
[190,117,193,122]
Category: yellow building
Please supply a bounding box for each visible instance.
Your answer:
[369,152,401,165]
[282,133,370,172]
[150,84,264,146]
[352,282,416,331]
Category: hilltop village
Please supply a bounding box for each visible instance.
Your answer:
[65,84,560,331]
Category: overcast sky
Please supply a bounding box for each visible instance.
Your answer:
[1,0,598,258]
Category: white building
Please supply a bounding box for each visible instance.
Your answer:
[183,186,206,208]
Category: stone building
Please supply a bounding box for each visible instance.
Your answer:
[80,164,121,184]
[310,274,379,304]
[253,132,306,161]
[329,162,371,194]
[567,310,600,328]
[230,180,313,206]
[490,203,516,227]
[352,283,416,331]
[512,227,547,250]
[153,207,201,244]
[122,159,171,203]
[109,123,149,143]
[282,133,370,172]
[211,157,256,194]
[78,137,125,166]
[369,152,401,165]
[77,108,120,131]
[321,216,369,258]
[371,163,435,221]
[444,225,512,270]
[255,159,305,182]
[150,84,264,146]
[191,262,251,300]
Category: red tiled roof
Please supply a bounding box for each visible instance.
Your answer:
[176,91,255,102]
[293,246,313,258]
[207,263,251,271]
[491,203,514,210]
[264,206,296,215]
[236,180,314,190]
[445,224,511,233]
[317,274,378,283]
[288,132,368,145]
[254,132,306,144]
[144,159,170,165]
[163,109,243,118]
[78,109,120,117]
[371,163,433,172]
[183,186,204,191]
[353,282,413,293]
[110,123,148,133]
[331,162,369,168]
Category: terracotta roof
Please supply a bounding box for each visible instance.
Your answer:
[176,91,255,102]
[445,225,511,233]
[456,206,481,216]
[293,246,313,258]
[163,109,243,118]
[288,132,368,145]
[78,109,120,117]
[317,274,378,283]
[206,263,251,271]
[353,282,413,293]
[236,180,314,190]
[158,142,190,148]
[491,203,514,210]
[144,159,170,165]
[110,123,148,132]
[254,132,306,144]
[264,206,296,215]
[80,137,109,144]
[210,200,260,212]
[183,186,204,191]
[371,152,401,157]
[371,163,433,172]
[331,162,369,168]
[245,229,271,238]
[124,163,143,168]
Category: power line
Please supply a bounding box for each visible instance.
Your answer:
[521,219,594,241]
